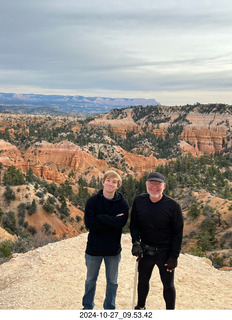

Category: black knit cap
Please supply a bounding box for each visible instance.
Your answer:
[147,172,165,183]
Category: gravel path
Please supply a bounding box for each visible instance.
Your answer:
[0,233,231,310]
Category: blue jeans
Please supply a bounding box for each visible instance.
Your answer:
[82,253,121,309]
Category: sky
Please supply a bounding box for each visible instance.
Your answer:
[1,0,232,106]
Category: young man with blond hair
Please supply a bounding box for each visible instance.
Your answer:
[82,170,129,310]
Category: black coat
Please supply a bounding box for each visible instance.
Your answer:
[84,189,129,256]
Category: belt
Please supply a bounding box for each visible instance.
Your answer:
[141,243,168,256]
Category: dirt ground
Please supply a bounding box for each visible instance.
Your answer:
[0,233,231,310]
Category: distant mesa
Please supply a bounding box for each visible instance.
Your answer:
[0,92,160,115]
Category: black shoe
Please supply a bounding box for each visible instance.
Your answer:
[134,305,146,310]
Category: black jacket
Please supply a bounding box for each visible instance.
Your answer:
[84,189,129,256]
[130,193,183,259]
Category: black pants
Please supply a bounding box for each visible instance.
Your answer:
[137,250,176,309]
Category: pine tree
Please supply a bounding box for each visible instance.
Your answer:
[4,185,15,204]
[3,166,25,186]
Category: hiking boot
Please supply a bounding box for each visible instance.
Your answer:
[134,305,146,310]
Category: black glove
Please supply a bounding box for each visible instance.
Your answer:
[132,242,143,257]
[165,257,178,271]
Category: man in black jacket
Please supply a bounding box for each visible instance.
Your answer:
[130,172,183,310]
[82,170,129,310]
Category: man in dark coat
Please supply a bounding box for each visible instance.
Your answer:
[82,170,129,310]
[130,172,183,310]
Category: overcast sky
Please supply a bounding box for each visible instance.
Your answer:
[1,0,232,105]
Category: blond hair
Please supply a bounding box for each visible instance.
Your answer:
[102,170,122,188]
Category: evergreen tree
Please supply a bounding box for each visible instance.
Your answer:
[59,180,74,199]
[3,166,25,186]
[59,199,70,217]
[28,199,37,215]
[4,185,15,204]
[120,175,136,207]
[17,203,27,225]
[187,201,201,219]
[2,211,16,232]
[26,168,36,183]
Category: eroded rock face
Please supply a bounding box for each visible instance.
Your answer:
[0,106,231,184]
[0,139,25,169]
[121,150,167,179]
[0,226,17,242]
[88,108,231,154]
[88,109,141,138]
[180,127,227,153]
[22,140,168,182]
[23,141,109,183]
[0,136,169,183]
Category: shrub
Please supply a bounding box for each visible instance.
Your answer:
[35,191,44,198]
[2,211,16,232]
[42,197,56,213]
[17,203,27,226]
[0,241,12,258]
[75,215,82,222]
[189,245,205,257]
[13,236,33,254]
[58,200,70,217]
[0,208,4,222]
[47,196,56,205]
[3,165,25,185]
[197,231,216,251]
[28,226,37,235]
[43,223,52,235]
[27,199,37,215]
[221,231,232,248]
[187,201,201,219]
[189,230,197,238]
[202,205,215,216]
[25,168,36,183]
[200,214,217,239]
[208,253,225,268]
[43,202,55,213]
[4,185,15,204]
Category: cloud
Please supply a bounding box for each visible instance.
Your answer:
[0,0,232,104]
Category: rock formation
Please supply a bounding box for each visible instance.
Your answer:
[181,127,227,153]
[0,226,17,243]
[0,139,24,168]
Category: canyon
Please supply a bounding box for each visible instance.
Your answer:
[0,104,231,184]
[0,104,231,268]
